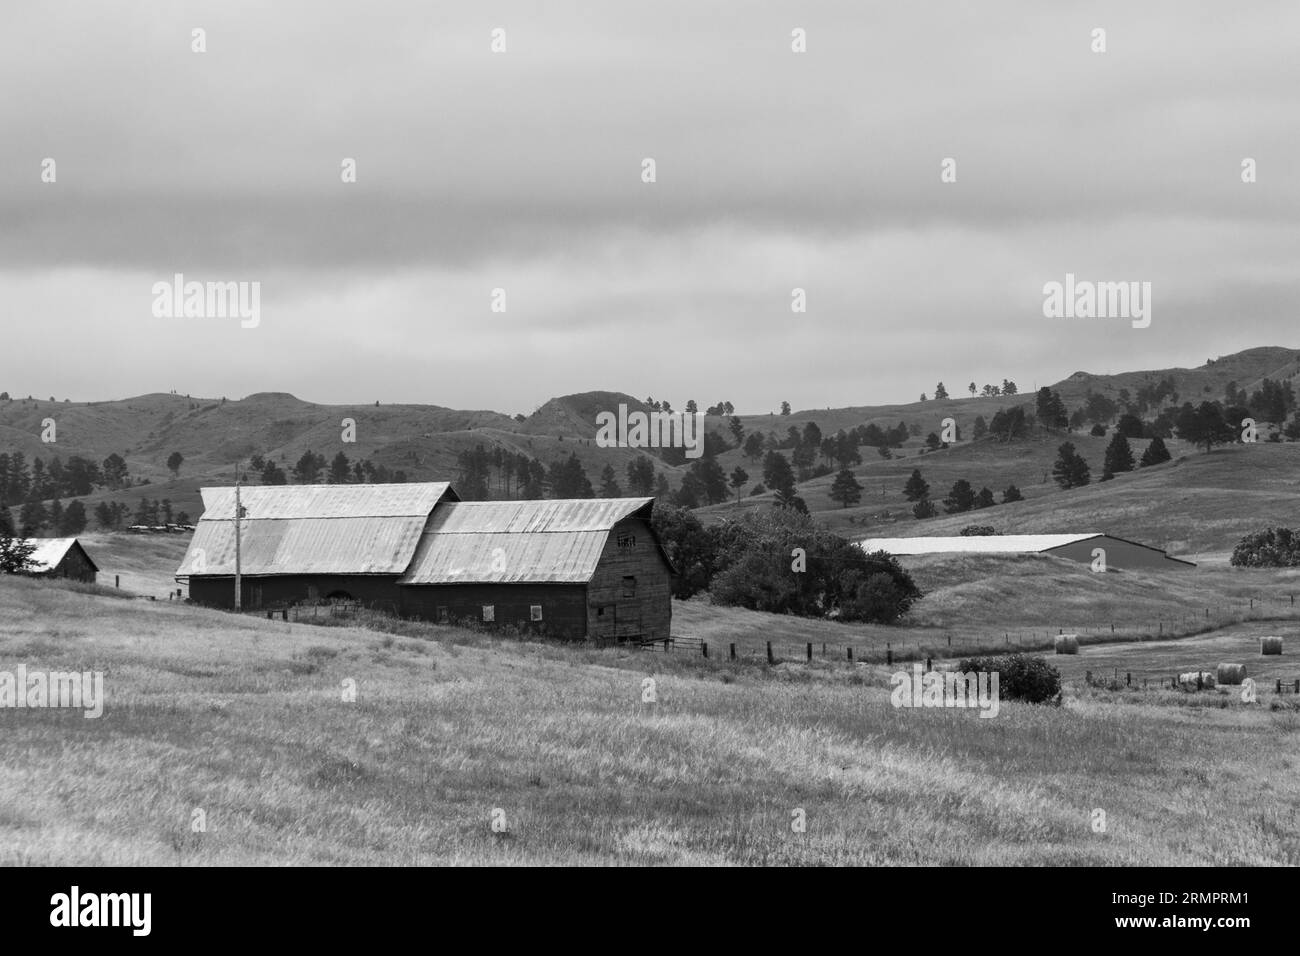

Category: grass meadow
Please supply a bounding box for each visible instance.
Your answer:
[1,572,1297,866]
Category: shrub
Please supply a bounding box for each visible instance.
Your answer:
[1230,527,1300,567]
[959,525,998,536]
[957,654,1062,704]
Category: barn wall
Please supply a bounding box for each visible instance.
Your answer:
[1048,537,1193,570]
[399,583,588,638]
[49,547,97,583]
[586,518,672,642]
[188,575,402,610]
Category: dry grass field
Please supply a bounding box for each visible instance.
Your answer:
[1,572,1297,866]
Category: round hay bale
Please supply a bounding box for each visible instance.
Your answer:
[1261,636,1283,656]
[1178,671,1216,690]
[1054,633,1079,655]
[1216,663,1247,685]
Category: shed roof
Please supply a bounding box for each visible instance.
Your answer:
[398,498,660,584]
[859,534,1103,555]
[22,538,98,573]
[176,482,457,577]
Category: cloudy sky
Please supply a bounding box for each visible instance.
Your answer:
[1,1,1296,414]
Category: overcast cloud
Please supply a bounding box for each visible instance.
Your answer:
[1,1,1296,413]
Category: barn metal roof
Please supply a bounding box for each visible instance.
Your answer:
[22,538,97,573]
[859,534,1103,555]
[398,498,657,585]
[177,482,457,577]
[177,516,432,576]
[199,482,455,520]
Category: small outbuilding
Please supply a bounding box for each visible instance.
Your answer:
[22,538,100,583]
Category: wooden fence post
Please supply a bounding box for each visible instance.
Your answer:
[806,643,812,662]
[729,643,736,661]
[702,642,708,659]
[847,647,853,662]
[766,641,774,664]
[1126,672,1131,686]
[926,657,932,672]
[886,643,892,666]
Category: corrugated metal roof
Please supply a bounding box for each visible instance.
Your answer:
[398,499,655,584]
[422,498,654,533]
[858,534,1102,555]
[399,531,610,584]
[22,538,88,573]
[199,482,454,520]
[178,482,456,577]
[176,516,431,576]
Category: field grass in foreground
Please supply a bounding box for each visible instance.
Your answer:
[1,575,1297,865]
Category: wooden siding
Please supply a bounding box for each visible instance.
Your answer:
[189,575,403,611]
[586,517,672,642]
[39,545,97,583]
[399,582,588,638]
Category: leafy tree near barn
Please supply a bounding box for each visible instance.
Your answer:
[1101,432,1135,480]
[0,534,36,574]
[829,469,863,508]
[1139,435,1171,467]
[1230,527,1300,567]
[1051,442,1091,489]
[649,505,715,598]
[903,469,929,502]
[167,451,184,477]
[688,457,729,505]
[0,500,13,536]
[709,509,921,623]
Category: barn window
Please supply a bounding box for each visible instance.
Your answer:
[530,605,543,622]
[622,576,636,598]
[617,533,636,550]
[482,605,495,623]
[436,606,449,624]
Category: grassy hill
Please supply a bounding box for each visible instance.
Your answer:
[2,574,1296,865]
[4,346,1300,547]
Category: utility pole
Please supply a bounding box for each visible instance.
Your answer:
[234,464,245,611]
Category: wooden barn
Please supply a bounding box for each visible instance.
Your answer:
[397,498,674,641]
[176,484,674,641]
[858,533,1197,570]
[23,538,99,583]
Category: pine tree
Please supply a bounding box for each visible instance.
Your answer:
[1051,442,1091,489]
[903,469,930,501]
[829,469,863,508]
[1002,484,1023,503]
[942,479,976,514]
[912,498,936,519]
[1139,435,1172,467]
[974,487,996,509]
[599,464,622,498]
[1102,432,1135,480]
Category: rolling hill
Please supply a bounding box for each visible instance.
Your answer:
[3,345,1299,553]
